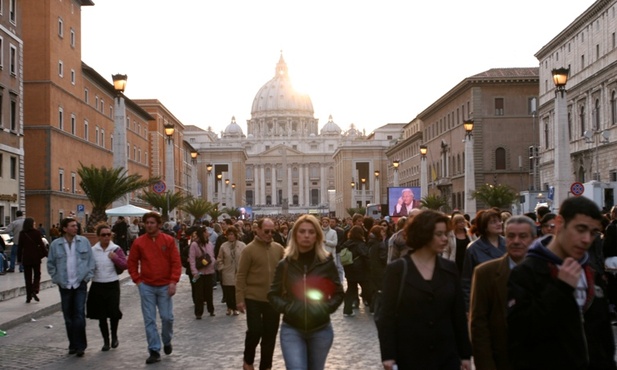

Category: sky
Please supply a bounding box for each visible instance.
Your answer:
[81,1,594,135]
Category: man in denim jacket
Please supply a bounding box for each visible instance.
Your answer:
[47,217,94,357]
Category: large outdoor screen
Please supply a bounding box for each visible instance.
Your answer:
[387,187,421,217]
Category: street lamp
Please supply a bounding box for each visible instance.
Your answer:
[163,122,175,219]
[374,170,380,204]
[392,159,400,187]
[350,179,355,208]
[231,183,236,208]
[190,150,198,164]
[164,122,175,143]
[420,144,428,199]
[206,164,213,201]
[551,67,572,211]
[463,119,476,216]
[112,73,128,207]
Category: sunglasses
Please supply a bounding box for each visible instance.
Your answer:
[100,233,112,237]
[262,229,274,234]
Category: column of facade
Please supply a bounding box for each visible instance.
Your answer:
[254,165,260,205]
[271,165,277,205]
[287,167,292,205]
[260,165,266,206]
[298,164,304,206]
[320,165,327,206]
[304,165,310,206]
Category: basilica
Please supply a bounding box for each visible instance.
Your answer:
[185,54,400,217]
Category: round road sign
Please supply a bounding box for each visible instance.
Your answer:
[153,181,167,194]
[570,182,584,197]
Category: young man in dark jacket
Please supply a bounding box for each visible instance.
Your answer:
[507,196,616,370]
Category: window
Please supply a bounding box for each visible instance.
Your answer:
[95,96,98,110]
[70,69,75,85]
[70,29,75,48]
[84,88,89,103]
[494,98,504,116]
[612,91,617,125]
[10,156,16,179]
[594,99,601,130]
[581,54,585,69]
[138,149,141,163]
[0,37,4,69]
[9,0,16,24]
[9,45,15,75]
[568,111,572,140]
[71,173,76,193]
[70,114,76,135]
[101,129,105,148]
[84,120,89,140]
[58,60,63,77]
[0,153,3,177]
[100,99,104,113]
[613,33,616,49]
[580,105,586,135]
[544,120,550,149]
[10,97,16,131]
[0,90,3,127]
[597,44,600,60]
[58,17,63,37]
[59,169,64,191]
[58,107,63,129]
[95,126,99,145]
[495,148,506,170]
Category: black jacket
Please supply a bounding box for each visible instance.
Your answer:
[268,253,344,333]
[508,237,616,370]
[339,238,370,282]
[367,235,387,289]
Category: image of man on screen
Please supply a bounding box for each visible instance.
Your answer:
[392,188,421,217]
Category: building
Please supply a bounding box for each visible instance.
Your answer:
[0,0,24,226]
[389,68,539,213]
[22,1,153,228]
[186,53,398,218]
[536,0,617,211]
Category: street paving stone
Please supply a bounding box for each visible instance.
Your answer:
[0,276,383,369]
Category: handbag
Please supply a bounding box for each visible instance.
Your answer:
[195,244,212,269]
[25,233,48,259]
[110,246,127,275]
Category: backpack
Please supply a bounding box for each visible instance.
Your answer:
[374,257,408,333]
[339,247,354,266]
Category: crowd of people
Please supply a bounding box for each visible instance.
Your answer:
[3,197,617,369]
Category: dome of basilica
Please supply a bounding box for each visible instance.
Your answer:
[222,116,244,138]
[320,115,342,136]
[250,53,314,119]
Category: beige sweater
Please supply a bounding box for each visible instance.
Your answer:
[235,237,285,303]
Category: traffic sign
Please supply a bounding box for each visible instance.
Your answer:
[152,181,167,194]
[77,204,85,213]
[570,182,585,197]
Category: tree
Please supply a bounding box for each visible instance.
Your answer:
[346,207,365,217]
[207,207,223,223]
[221,207,241,218]
[180,198,215,222]
[138,190,189,222]
[78,164,159,232]
[471,183,518,210]
[420,194,448,211]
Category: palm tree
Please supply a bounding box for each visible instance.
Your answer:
[420,194,448,211]
[207,207,223,223]
[221,207,241,218]
[138,190,190,222]
[78,164,160,232]
[471,183,518,210]
[180,198,215,222]
[346,207,365,217]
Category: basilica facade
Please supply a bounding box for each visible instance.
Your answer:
[185,54,399,217]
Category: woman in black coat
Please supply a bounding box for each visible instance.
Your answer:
[268,214,344,370]
[378,210,471,370]
[17,217,47,303]
[367,225,388,307]
[340,225,373,316]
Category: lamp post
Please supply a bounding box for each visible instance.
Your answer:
[190,150,198,197]
[463,119,476,216]
[217,173,222,204]
[350,180,355,208]
[361,178,366,208]
[112,74,128,207]
[374,170,380,204]
[552,67,572,211]
[231,183,236,208]
[163,122,175,220]
[206,164,213,201]
[225,178,230,207]
[392,159,400,187]
[420,144,428,200]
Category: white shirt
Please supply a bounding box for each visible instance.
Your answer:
[92,242,121,283]
[63,238,79,289]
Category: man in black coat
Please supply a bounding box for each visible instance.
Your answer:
[508,197,616,370]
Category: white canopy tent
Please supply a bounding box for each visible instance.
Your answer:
[105,204,153,217]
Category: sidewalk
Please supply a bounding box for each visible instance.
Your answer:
[0,262,130,332]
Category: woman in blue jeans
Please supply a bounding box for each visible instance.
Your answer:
[268,214,344,370]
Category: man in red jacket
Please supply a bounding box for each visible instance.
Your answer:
[128,212,182,365]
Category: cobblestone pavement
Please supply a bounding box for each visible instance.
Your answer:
[0,276,383,370]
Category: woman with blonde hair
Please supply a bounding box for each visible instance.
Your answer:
[444,214,475,273]
[268,214,344,370]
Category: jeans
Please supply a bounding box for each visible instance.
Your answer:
[9,243,23,272]
[280,322,334,370]
[59,281,88,351]
[244,298,281,370]
[138,283,174,353]
[0,252,6,272]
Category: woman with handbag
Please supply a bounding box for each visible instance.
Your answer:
[268,214,344,370]
[17,217,47,303]
[189,226,216,319]
[86,223,127,351]
[216,226,246,315]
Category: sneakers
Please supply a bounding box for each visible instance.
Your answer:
[164,344,173,355]
[233,310,240,316]
[226,308,232,316]
[146,351,161,364]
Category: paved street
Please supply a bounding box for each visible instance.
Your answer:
[0,276,382,370]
